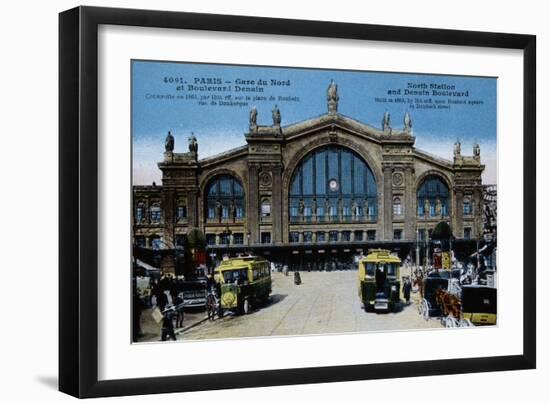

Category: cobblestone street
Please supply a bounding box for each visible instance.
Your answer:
[179,270,442,340]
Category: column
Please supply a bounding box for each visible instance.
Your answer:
[247,164,260,244]
[383,165,393,240]
[271,164,283,243]
[187,190,199,228]
[162,189,175,248]
[454,189,464,238]
[404,166,416,239]
[474,188,483,239]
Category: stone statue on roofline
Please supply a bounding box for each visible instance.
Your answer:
[454,139,461,157]
[272,105,281,126]
[473,143,480,159]
[327,80,339,114]
[382,111,391,132]
[403,111,412,133]
[188,132,198,154]
[249,106,258,130]
[165,131,174,152]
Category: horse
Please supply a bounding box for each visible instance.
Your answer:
[412,274,424,298]
[435,288,461,319]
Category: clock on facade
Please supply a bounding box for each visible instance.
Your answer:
[328,178,339,191]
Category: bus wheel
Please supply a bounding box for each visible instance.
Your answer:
[243,298,251,315]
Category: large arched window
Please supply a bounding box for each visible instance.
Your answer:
[289,146,377,222]
[417,175,449,218]
[205,175,245,221]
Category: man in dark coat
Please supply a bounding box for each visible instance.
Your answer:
[161,305,177,341]
[402,277,412,303]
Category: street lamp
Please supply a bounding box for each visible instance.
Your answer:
[247,232,251,256]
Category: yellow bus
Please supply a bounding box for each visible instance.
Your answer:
[358,249,401,312]
[214,256,272,315]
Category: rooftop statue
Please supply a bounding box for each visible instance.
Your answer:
[327,80,339,113]
[249,106,258,129]
[403,111,412,132]
[272,105,281,126]
[454,139,461,156]
[165,131,174,152]
[473,143,480,158]
[382,111,391,131]
[188,132,198,154]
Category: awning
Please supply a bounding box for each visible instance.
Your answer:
[135,258,159,271]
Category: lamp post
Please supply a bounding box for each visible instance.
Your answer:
[415,227,420,276]
[223,223,232,258]
[247,232,251,256]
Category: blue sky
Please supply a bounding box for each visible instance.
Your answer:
[132,60,497,184]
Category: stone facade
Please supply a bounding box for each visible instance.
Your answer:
[133,84,485,256]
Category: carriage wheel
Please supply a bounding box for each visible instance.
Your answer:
[421,300,430,321]
[459,318,474,327]
[444,316,459,328]
[243,298,251,315]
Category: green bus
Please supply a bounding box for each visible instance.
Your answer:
[214,256,272,315]
[358,249,401,312]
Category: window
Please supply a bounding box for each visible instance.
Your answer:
[261,199,271,217]
[367,230,376,241]
[417,175,449,218]
[354,230,364,241]
[289,232,300,243]
[233,233,244,245]
[342,231,351,242]
[135,203,145,222]
[219,233,229,245]
[393,197,403,217]
[463,198,472,215]
[206,234,216,246]
[135,236,146,247]
[150,204,161,223]
[329,231,338,242]
[316,231,326,242]
[316,206,324,217]
[289,146,378,223]
[175,235,186,247]
[151,236,162,250]
[261,232,271,244]
[418,229,426,241]
[176,205,187,221]
[303,231,313,243]
[464,227,472,240]
[205,175,245,221]
[393,229,403,240]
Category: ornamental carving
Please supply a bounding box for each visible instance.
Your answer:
[259,171,272,187]
[393,172,404,186]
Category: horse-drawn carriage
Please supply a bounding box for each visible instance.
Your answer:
[417,270,496,327]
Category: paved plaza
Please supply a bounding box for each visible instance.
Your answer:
[179,270,442,341]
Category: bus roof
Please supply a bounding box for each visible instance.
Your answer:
[360,249,401,264]
[218,256,267,270]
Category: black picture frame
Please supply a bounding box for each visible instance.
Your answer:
[59,6,536,398]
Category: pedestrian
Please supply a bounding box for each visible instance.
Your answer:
[156,289,168,312]
[173,294,185,328]
[161,305,177,341]
[402,277,412,303]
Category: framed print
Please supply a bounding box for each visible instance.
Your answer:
[59,6,536,398]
